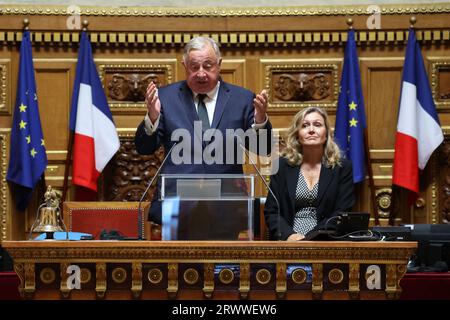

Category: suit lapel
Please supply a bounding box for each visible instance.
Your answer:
[316,164,333,206]
[286,163,299,211]
[178,82,198,125]
[211,81,231,129]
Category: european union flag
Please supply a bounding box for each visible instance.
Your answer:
[6,31,48,210]
[334,29,367,183]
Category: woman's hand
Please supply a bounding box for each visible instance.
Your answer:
[287,233,305,241]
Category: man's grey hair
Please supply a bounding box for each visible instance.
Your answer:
[183,36,221,63]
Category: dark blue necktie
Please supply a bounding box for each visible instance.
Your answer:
[197,94,210,130]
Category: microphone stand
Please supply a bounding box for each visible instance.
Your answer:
[137,141,179,240]
[239,143,281,240]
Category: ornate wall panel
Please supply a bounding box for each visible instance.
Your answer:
[97,59,177,114]
[261,59,339,111]
[431,58,450,110]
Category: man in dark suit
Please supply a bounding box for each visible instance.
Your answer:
[135,36,272,239]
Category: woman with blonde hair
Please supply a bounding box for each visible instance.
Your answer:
[264,107,355,241]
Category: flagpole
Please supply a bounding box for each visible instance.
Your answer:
[24,18,48,205]
[61,20,89,204]
[363,127,379,225]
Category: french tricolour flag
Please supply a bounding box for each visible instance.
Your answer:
[70,32,120,191]
[393,29,443,195]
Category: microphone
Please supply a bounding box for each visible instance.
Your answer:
[238,142,281,240]
[137,140,179,240]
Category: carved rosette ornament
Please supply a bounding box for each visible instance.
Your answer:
[148,268,163,284]
[111,267,127,284]
[291,268,307,285]
[328,268,344,285]
[219,268,234,285]
[375,188,392,219]
[255,268,271,285]
[183,268,199,285]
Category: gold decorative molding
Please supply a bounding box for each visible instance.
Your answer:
[131,262,142,299]
[262,60,339,111]
[0,130,10,242]
[0,30,448,46]
[203,263,214,299]
[385,263,406,299]
[1,4,450,17]
[60,263,70,299]
[348,263,360,299]
[167,263,178,299]
[95,263,107,299]
[24,262,36,299]
[5,242,416,262]
[430,154,439,224]
[275,263,286,299]
[311,263,323,299]
[430,58,450,110]
[0,60,10,115]
[4,241,417,300]
[239,263,250,299]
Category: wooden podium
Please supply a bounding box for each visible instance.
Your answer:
[3,240,416,300]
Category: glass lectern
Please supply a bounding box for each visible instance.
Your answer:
[160,174,254,241]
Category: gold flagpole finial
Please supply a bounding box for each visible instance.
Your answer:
[23,18,29,30]
[346,18,354,30]
[410,16,417,28]
[82,20,89,31]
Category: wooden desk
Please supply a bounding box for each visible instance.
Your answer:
[3,240,416,300]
